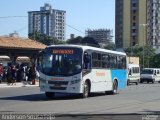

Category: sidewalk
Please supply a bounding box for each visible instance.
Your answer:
[0,81,39,88]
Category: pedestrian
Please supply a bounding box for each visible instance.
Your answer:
[2,66,7,82]
[28,67,32,85]
[16,64,21,82]
[30,65,36,85]
[20,64,27,86]
[11,65,16,85]
[7,65,12,85]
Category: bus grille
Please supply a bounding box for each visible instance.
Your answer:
[48,81,68,85]
[50,86,66,90]
[48,81,68,90]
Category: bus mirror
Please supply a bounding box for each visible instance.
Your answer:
[128,70,131,75]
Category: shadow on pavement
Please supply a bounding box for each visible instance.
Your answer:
[0,92,116,102]
[54,113,145,120]
[54,111,160,120]
[0,113,156,120]
[141,110,160,115]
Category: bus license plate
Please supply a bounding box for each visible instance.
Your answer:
[54,84,61,87]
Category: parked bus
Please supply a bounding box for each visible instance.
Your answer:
[127,64,140,85]
[38,45,127,98]
[140,68,160,83]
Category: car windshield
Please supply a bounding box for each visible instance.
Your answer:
[141,69,154,74]
[39,47,82,76]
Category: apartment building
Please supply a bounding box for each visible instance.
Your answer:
[147,0,160,53]
[116,0,160,53]
[28,3,66,40]
[115,0,147,48]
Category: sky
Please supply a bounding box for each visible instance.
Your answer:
[0,0,115,41]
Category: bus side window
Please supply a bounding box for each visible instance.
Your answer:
[154,70,157,75]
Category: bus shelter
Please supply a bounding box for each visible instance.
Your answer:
[0,36,46,66]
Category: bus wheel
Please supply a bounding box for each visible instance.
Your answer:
[45,92,55,99]
[111,80,118,95]
[152,80,155,84]
[82,81,90,98]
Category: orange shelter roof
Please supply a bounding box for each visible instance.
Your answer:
[0,36,46,50]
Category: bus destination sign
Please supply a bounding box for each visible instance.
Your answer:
[53,49,74,54]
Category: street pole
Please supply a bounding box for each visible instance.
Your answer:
[140,24,148,68]
[143,26,144,68]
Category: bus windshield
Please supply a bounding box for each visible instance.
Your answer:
[141,69,154,74]
[39,47,82,76]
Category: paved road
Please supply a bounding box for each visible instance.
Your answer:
[0,83,160,119]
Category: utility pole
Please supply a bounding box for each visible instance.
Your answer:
[140,24,148,68]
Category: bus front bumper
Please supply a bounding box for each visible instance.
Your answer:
[40,81,83,94]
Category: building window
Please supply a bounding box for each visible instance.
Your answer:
[133,10,136,14]
[132,29,136,33]
[132,42,136,46]
[133,23,136,26]
[133,36,136,40]
[133,16,136,20]
[132,3,137,7]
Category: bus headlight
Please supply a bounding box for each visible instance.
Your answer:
[70,79,81,85]
[39,77,46,84]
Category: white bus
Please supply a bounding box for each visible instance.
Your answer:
[140,68,160,83]
[39,45,127,98]
[127,64,140,85]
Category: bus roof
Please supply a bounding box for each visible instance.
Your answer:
[47,44,126,56]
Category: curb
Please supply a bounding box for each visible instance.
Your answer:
[0,82,39,88]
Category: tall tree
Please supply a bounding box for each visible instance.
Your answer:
[66,36,100,48]
[81,37,100,47]
[66,36,82,44]
[103,43,115,50]
[28,32,65,45]
[124,46,156,68]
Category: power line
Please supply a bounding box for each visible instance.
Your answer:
[65,23,85,34]
[0,16,85,35]
[0,16,27,18]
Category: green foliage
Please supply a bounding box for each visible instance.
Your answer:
[28,32,65,45]
[103,43,115,50]
[66,36,100,48]
[124,46,157,68]
[150,54,160,68]
[66,36,82,44]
